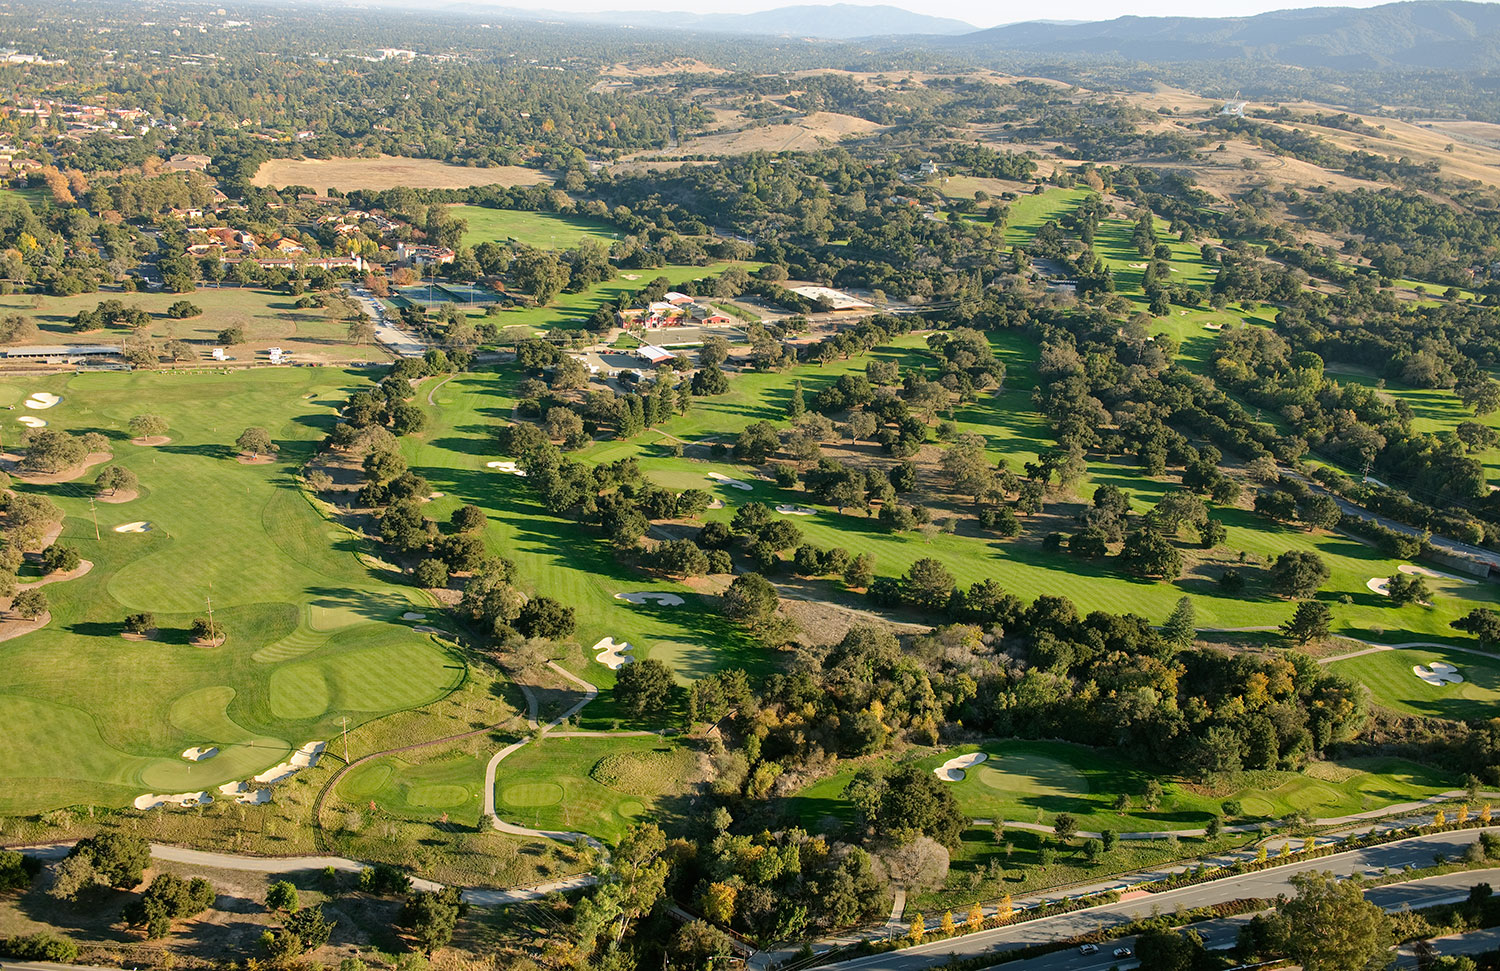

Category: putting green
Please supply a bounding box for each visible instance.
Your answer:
[974,755,1089,799]
[502,782,564,807]
[340,762,393,798]
[410,784,469,809]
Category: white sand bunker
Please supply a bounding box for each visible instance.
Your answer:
[218,781,271,805]
[594,636,635,670]
[776,504,817,516]
[486,460,527,476]
[1414,661,1464,686]
[615,592,685,606]
[1367,577,1391,596]
[114,521,153,533]
[708,499,725,509]
[1202,323,1224,331]
[1399,564,1477,585]
[708,472,752,491]
[135,791,212,811]
[934,752,988,782]
[16,416,45,428]
[401,611,427,620]
[181,746,218,762]
[428,492,445,499]
[23,392,60,410]
[253,741,326,785]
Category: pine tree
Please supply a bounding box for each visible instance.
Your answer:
[787,380,806,419]
[1162,596,1196,646]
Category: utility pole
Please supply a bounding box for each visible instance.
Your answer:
[88,497,99,540]
[205,585,214,637]
[341,716,349,765]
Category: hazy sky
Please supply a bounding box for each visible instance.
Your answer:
[475,0,1395,29]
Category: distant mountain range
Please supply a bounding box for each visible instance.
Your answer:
[436,2,975,39]
[943,1,1500,70]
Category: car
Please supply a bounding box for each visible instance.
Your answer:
[1079,944,1098,955]
[1113,946,1133,958]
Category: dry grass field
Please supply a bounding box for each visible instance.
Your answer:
[251,155,551,192]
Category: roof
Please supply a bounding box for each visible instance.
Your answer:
[637,344,675,363]
[3,344,122,357]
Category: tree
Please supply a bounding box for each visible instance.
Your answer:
[1386,572,1431,607]
[903,557,956,612]
[65,833,150,890]
[1118,529,1183,579]
[844,552,875,589]
[413,558,449,588]
[22,429,86,473]
[722,573,779,627]
[734,421,781,462]
[1135,925,1205,971]
[266,880,300,913]
[1162,596,1196,646]
[1053,813,1078,841]
[615,658,674,717]
[123,612,155,635]
[235,427,276,458]
[0,850,41,893]
[610,823,669,944]
[1277,870,1394,971]
[450,504,486,532]
[12,588,46,619]
[95,465,138,496]
[167,299,201,318]
[129,413,169,438]
[191,616,224,642]
[125,873,216,939]
[217,327,245,346]
[1270,551,1331,599]
[263,904,334,958]
[691,364,729,396]
[515,596,575,639]
[1454,608,1500,648]
[41,543,80,574]
[347,315,377,345]
[398,887,465,955]
[671,919,735,970]
[880,837,950,892]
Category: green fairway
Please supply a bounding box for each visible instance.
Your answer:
[338,750,490,826]
[1001,187,1092,250]
[493,735,695,842]
[1329,645,1500,720]
[791,739,1456,835]
[0,367,461,813]
[450,205,619,250]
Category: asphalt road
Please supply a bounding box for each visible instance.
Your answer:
[815,830,1500,971]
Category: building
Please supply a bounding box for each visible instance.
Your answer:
[268,347,286,364]
[635,344,675,366]
[211,347,227,361]
[919,160,940,176]
[1,344,122,363]
[662,291,695,306]
[164,153,211,172]
[395,242,456,268]
[789,285,874,312]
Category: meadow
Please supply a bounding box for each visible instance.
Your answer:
[0,286,389,363]
[251,156,550,192]
[450,206,618,251]
[0,367,460,814]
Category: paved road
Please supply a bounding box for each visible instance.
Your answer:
[1282,465,1500,572]
[346,286,427,358]
[810,829,1500,971]
[1397,926,1500,968]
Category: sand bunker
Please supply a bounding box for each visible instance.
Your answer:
[1202,323,1224,331]
[594,636,635,670]
[615,592,685,606]
[23,392,60,410]
[135,791,212,811]
[181,746,218,762]
[708,472,752,491]
[401,611,427,620]
[16,416,45,428]
[428,492,445,499]
[1414,661,1464,686]
[1399,564,1477,585]
[113,521,153,533]
[486,460,527,476]
[218,781,272,805]
[1367,577,1391,596]
[253,740,326,785]
[776,504,817,516]
[708,499,725,509]
[934,752,988,782]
